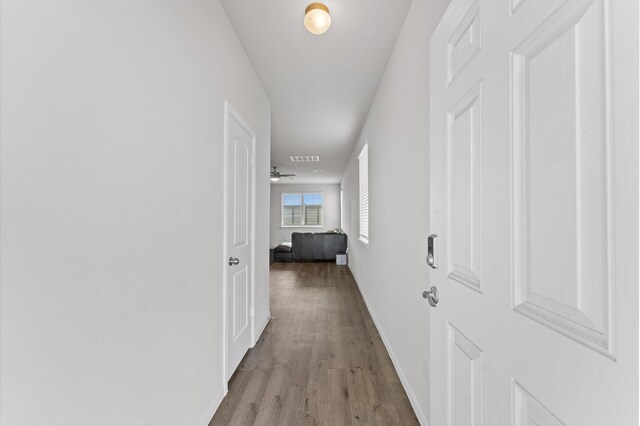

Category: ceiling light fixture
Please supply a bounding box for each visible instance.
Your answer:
[304,3,331,35]
[270,176,280,182]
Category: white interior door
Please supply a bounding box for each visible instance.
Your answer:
[428,0,638,424]
[225,103,255,381]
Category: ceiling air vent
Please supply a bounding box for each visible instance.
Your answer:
[290,155,320,162]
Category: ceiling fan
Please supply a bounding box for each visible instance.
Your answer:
[270,166,295,182]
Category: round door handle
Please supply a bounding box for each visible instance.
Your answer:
[228,257,240,266]
[422,286,439,307]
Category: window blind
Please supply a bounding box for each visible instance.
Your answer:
[282,193,303,226]
[281,192,324,226]
[358,144,369,244]
[303,193,323,226]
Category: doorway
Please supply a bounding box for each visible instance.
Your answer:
[223,101,257,385]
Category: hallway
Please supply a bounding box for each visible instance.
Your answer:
[210,262,418,425]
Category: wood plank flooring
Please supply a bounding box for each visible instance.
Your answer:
[210,262,419,426]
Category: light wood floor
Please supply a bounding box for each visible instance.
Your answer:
[209,262,419,426]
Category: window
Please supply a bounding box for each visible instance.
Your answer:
[340,188,344,229]
[281,193,324,226]
[358,144,369,245]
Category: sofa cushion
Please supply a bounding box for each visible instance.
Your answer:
[334,233,347,254]
[301,233,314,259]
[313,234,325,259]
[323,235,335,260]
[274,242,292,253]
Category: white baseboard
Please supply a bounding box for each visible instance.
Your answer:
[348,265,429,426]
[199,389,225,426]
[201,313,270,426]
[253,311,271,347]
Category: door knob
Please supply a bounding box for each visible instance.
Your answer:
[228,257,240,266]
[422,286,439,307]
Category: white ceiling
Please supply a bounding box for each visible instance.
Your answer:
[220,0,412,184]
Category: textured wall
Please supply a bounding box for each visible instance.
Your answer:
[340,0,450,422]
[0,1,270,424]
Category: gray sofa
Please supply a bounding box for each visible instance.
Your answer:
[274,232,347,261]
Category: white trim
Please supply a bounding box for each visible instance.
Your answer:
[222,101,257,392]
[340,188,344,229]
[198,390,226,426]
[222,102,229,395]
[203,314,269,426]
[252,312,272,347]
[349,265,428,426]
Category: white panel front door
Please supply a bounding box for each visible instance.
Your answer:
[429,0,638,424]
[226,104,255,381]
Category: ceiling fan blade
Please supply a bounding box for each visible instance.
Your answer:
[279,173,296,177]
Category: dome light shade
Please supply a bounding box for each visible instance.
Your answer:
[304,3,331,35]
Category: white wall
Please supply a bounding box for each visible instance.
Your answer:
[0,1,270,425]
[269,183,341,246]
[340,0,449,423]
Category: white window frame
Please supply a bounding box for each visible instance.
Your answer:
[280,192,325,227]
[340,188,344,229]
[358,144,369,246]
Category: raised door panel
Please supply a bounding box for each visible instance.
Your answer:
[233,138,250,248]
[448,324,482,426]
[447,0,481,85]
[447,84,483,292]
[511,0,613,356]
[513,381,565,426]
[232,265,249,341]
